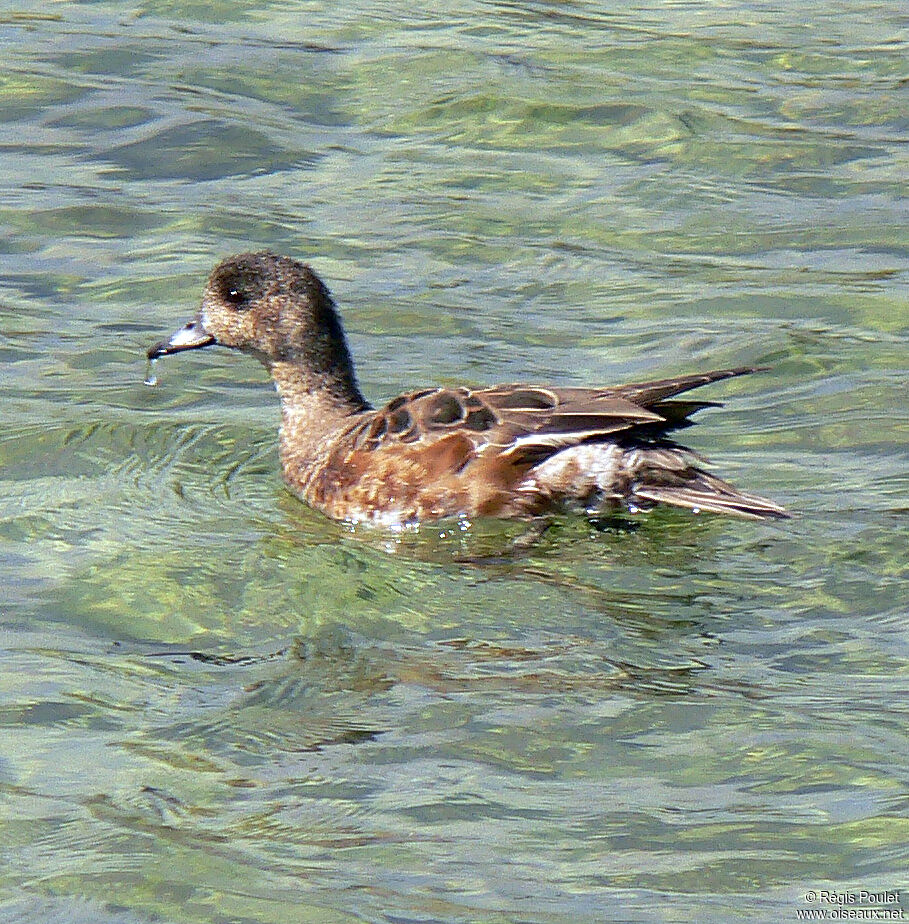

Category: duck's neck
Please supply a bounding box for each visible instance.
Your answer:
[270,359,369,467]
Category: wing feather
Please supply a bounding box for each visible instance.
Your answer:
[352,368,764,465]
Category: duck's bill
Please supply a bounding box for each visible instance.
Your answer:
[147,319,215,359]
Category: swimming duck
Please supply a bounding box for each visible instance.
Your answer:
[148,251,788,525]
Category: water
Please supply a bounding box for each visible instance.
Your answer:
[144,357,158,387]
[1,2,907,922]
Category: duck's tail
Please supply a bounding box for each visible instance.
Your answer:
[626,446,790,520]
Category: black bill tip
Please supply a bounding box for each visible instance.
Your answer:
[147,319,215,359]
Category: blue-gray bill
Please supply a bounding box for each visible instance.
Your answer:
[147,319,214,360]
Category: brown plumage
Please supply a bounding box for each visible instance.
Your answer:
[148,251,789,525]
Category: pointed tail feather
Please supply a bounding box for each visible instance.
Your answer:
[634,475,790,520]
[625,446,790,520]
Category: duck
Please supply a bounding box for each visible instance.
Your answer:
[148,251,789,526]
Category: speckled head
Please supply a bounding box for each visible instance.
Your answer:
[148,251,367,406]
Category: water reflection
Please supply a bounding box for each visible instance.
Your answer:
[1,1,907,922]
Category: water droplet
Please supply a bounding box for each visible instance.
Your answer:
[144,357,159,387]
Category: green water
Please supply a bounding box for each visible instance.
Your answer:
[1,2,907,922]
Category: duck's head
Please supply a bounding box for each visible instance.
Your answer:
[149,251,365,404]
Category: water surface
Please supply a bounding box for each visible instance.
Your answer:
[1,2,907,922]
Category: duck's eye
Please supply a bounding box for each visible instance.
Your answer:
[219,282,251,310]
[213,267,261,310]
